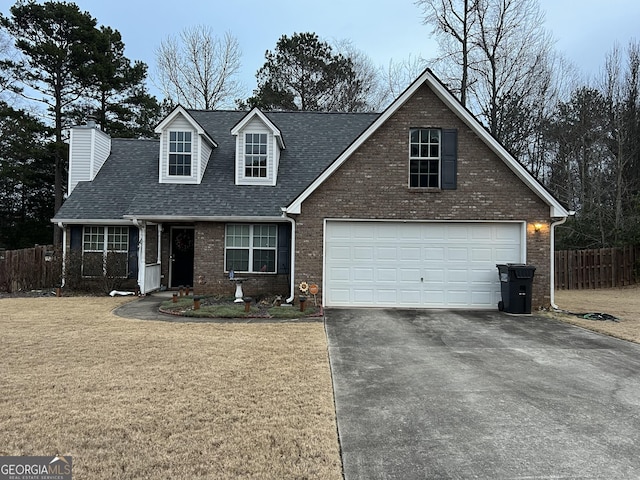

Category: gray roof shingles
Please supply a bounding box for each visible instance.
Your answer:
[54,110,379,221]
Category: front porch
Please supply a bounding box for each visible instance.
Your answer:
[135,220,293,299]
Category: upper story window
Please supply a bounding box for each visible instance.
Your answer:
[169,131,192,176]
[244,133,267,178]
[409,128,441,188]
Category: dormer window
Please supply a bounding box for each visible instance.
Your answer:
[155,106,217,184]
[169,131,192,176]
[231,108,285,186]
[245,133,267,178]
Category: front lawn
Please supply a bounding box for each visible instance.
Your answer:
[0,297,341,479]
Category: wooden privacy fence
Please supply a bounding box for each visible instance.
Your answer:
[555,245,640,290]
[0,245,61,293]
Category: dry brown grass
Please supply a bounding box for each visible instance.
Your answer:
[0,297,342,479]
[551,285,640,343]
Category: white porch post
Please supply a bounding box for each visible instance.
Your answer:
[157,224,162,264]
[135,220,146,294]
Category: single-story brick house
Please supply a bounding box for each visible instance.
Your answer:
[53,68,568,309]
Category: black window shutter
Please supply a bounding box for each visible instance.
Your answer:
[277,223,291,274]
[70,226,82,251]
[441,129,458,190]
[128,227,139,280]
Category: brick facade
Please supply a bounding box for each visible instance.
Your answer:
[137,82,556,308]
[293,83,553,309]
[158,222,289,298]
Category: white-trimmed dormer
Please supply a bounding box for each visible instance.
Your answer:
[231,108,285,186]
[154,105,217,184]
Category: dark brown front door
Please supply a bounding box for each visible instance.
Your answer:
[170,227,194,288]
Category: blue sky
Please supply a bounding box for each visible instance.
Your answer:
[1,0,639,99]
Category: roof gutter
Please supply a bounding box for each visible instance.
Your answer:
[122,215,286,223]
[280,208,297,304]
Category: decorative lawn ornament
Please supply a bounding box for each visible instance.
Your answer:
[308,283,319,305]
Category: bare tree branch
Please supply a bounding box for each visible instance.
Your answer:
[154,26,243,109]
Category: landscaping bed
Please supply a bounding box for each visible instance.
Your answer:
[159,294,322,319]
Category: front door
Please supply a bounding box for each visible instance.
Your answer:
[170,227,195,288]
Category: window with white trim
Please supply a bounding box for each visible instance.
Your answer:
[169,131,192,176]
[244,133,267,178]
[82,226,129,277]
[225,224,277,273]
[409,128,441,188]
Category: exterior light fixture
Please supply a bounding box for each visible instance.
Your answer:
[534,223,543,232]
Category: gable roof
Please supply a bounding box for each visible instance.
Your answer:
[231,107,286,149]
[285,68,569,218]
[154,105,217,147]
[53,111,379,223]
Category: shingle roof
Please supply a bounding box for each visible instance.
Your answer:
[53,110,379,221]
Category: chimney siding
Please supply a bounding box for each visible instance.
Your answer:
[68,126,111,194]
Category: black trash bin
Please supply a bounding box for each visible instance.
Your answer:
[496,264,536,314]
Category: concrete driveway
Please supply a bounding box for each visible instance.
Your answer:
[325,309,640,479]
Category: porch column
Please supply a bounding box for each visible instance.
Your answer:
[135,220,146,294]
[157,224,162,264]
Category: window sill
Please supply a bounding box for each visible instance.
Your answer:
[224,271,278,275]
[407,187,442,193]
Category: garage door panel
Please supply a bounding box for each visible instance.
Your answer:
[471,226,492,240]
[328,267,351,281]
[470,291,493,306]
[328,288,350,303]
[354,246,374,260]
[448,247,468,261]
[471,247,492,262]
[400,290,422,304]
[400,247,421,261]
[376,247,397,261]
[447,269,469,283]
[328,245,351,260]
[399,268,420,282]
[425,247,445,260]
[423,290,445,305]
[447,225,470,240]
[376,290,398,304]
[377,268,397,282]
[353,267,374,281]
[325,221,522,308]
[446,290,470,305]
[353,289,374,303]
[424,269,445,283]
[423,228,446,241]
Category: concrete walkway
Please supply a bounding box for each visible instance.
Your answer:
[326,308,640,479]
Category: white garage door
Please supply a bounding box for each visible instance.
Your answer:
[324,221,523,308]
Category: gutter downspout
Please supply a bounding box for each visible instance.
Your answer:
[550,215,570,309]
[281,208,296,304]
[58,222,66,288]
